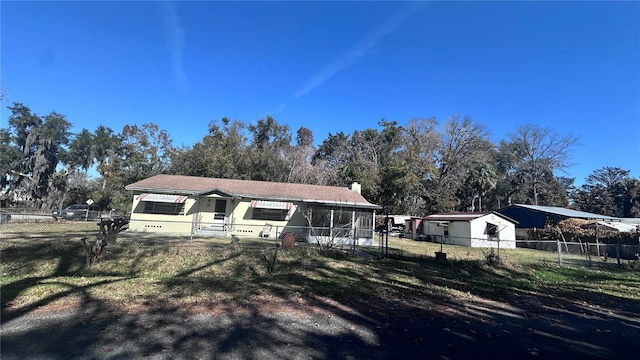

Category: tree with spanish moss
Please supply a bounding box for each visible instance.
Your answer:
[4,103,71,207]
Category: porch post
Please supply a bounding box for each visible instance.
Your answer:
[352,209,356,239]
[330,209,334,239]
[308,207,312,238]
[191,195,203,242]
[372,210,376,241]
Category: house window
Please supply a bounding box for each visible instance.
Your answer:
[356,211,373,231]
[252,208,288,221]
[485,223,499,240]
[143,201,185,215]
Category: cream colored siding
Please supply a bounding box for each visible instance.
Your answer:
[194,194,229,224]
[128,197,195,234]
[223,200,299,238]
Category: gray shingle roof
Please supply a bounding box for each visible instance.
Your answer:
[125,174,380,209]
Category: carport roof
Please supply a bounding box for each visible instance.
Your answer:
[501,204,621,221]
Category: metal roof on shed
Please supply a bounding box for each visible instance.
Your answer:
[504,204,621,221]
[424,212,518,223]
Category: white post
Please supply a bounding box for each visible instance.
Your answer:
[330,209,334,240]
[557,240,563,265]
[372,210,376,241]
[351,209,356,244]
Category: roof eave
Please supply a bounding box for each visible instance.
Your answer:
[489,211,519,225]
[124,185,200,195]
[302,199,382,210]
[124,185,380,209]
[195,188,241,199]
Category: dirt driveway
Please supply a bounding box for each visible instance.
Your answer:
[2,292,639,360]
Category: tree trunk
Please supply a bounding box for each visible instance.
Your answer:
[80,217,129,266]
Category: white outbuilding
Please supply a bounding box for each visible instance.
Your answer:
[420,212,518,249]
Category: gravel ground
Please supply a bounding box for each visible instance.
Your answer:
[2,294,639,360]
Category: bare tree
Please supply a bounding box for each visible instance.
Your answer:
[284,127,327,184]
[397,117,439,214]
[435,115,493,211]
[506,124,579,205]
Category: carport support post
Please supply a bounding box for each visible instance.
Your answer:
[557,239,563,265]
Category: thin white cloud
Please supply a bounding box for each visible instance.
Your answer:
[161,1,187,89]
[258,103,287,119]
[294,2,427,99]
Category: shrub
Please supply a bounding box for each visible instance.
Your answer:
[483,248,502,266]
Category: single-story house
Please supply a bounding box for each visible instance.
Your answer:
[124,174,381,245]
[420,212,517,249]
[498,204,621,229]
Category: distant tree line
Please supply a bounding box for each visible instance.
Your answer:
[1,102,639,218]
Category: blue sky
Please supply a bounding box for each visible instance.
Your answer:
[1,1,639,185]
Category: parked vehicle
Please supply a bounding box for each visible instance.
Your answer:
[0,211,11,222]
[52,204,100,220]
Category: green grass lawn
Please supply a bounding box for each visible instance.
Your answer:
[384,236,597,265]
[1,225,639,315]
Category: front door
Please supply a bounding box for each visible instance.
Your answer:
[212,199,227,230]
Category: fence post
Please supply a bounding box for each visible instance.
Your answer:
[616,243,621,265]
[352,227,357,256]
[356,227,359,254]
[557,239,563,265]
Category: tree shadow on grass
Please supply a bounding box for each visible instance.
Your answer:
[2,241,640,359]
[1,277,132,322]
[1,236,136,322]
[150,248,640,359]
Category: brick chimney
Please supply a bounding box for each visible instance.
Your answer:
[350,182,361,194]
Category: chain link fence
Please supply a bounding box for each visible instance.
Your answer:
[2,214,639,268]
[0,214,375,253]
